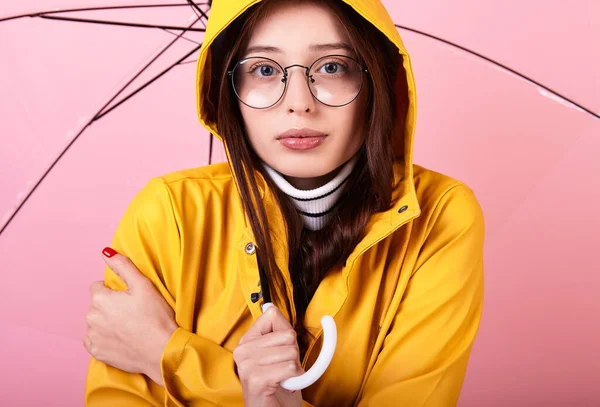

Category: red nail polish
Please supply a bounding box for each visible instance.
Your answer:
[102,247,117,258]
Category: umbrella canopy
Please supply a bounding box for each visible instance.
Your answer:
[0,1,598,405]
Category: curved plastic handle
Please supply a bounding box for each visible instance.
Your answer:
[261,302,337,391]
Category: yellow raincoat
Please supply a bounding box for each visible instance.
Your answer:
[85,0,485,406]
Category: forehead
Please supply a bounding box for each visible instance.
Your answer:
[243,2,350,56]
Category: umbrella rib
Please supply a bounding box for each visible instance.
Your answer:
[163,29,202,46]
[39,14,206,32]
[0,14,205,236]
[0,123,91,236]
[95,44,201,121]
[189,7,202,19]
[1,5,596,119]
[187,0,209,22]
[95,15,202,120]
[395,24,599,119]
[209,132,214,165]
[0,3,210,23]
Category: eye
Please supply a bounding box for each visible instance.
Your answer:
[315,59,348,75]
[323,63,340,74]
[249,62,280,77]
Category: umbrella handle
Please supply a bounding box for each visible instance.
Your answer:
[261,302,337,391]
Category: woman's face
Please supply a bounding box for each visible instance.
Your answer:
[237,2,369,190]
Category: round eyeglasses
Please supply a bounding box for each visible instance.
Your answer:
[227,54,368,109]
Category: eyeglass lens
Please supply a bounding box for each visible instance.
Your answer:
[231,55,364,109]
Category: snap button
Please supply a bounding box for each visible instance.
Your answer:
[398,205,408,213]
[250,291,262,303]
[244,242,256,254]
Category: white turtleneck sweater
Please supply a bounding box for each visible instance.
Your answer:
[262,155,359,231]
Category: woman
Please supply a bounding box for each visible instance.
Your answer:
[84,0,485,406]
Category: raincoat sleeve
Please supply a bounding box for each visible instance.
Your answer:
[84,177,316,407]
[159,328,317,406]
[356,185,485,407]
[85,177,181,406]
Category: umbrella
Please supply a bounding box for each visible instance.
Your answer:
[0,1,598,405]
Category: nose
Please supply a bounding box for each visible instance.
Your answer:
[283,66,315,113]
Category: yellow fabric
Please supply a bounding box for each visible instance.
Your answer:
[85,0,485,406]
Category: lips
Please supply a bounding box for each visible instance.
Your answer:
[275,128,328,151]
[277,137,326,151]
[276,128,327,139]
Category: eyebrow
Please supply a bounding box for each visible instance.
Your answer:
[244,42,354,55]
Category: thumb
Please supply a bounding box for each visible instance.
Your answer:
[261,303,293,332]
[101,247,146,292]
[242,304,292,344]
[263,304,293,332]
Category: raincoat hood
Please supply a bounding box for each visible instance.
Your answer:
[194,0,419,211]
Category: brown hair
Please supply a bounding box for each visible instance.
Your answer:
[204,0,408,357]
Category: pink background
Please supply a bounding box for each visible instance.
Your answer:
[1,1,598,405]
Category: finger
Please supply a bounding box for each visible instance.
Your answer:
[263,304,293,333]
[101,247,147,292]
[234,330,299,365]
[243,344,300,367]
[245,329,298,350]
[82,335,91,353]
[254,345,300,367]
[85,307,101,329]
[239,309,276,343]
[89,280,109,297]
[89,281,116,310]
[242,360,304,394]
[240,305,293,344]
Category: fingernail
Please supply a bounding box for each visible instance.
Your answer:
[289,390,296,394]
[102,247,117,258]
[261,302,274,313]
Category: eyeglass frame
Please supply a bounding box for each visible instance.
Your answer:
[226,54,369,109]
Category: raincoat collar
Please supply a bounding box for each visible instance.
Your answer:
[238,158,420,329]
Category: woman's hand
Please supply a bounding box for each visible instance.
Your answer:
[83,247,178,386]
[233,305,304,407]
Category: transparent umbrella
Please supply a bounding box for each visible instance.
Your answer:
[0,1,598,405]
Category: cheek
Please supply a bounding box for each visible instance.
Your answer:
[343,97,369,137]
[238,104,253,132]
[238,106,274,157]
[336,95,369,152]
